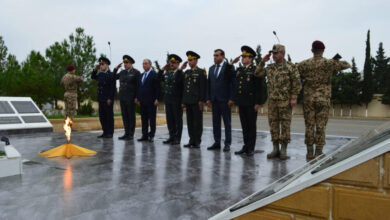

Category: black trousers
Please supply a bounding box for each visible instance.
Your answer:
[165,102,183,142]
[238,105,258,152]
[212,101,231,145]
[120,100,136,137]
[140,103,156,138]
[186,103,203,145]
[99,101,114,135]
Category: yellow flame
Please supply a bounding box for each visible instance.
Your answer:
[64,117,72,143]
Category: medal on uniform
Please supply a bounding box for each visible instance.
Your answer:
[247,76,250,82]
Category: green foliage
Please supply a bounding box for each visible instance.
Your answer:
[0,36,8,73]
[77,101,95,116]
[45,41,72,108]
[0,54,22,96]
[19,51,54,108]
[372,42,389,94]
[361,30,374,106]
[67,28,98,107]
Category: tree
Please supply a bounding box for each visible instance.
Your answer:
[342,58,361,116]
[45,41,73,109]
[382,65,390,104]
[0,36,9,94]
[67,27,98,108]
[361,30,374,117]
[0,54,22,96]
[19,51,54,108]
[372,42,389,94]
[0,36,8,73]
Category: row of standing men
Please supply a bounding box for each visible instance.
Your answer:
[61,40,351,160]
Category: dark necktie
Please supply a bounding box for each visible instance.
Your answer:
[214,64,220,78]
[142,73,147,84]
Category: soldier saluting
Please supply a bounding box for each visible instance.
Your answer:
[160,54,184,145]
[61,65,83,119]
[254,44,302,160]
[91,57,116,138]
[180,51,207,148]
[297,41,351,159]
[231,46,267,156]
[113,55,141,140]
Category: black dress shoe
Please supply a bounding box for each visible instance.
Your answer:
[137,136,148,141]
[148,137,154,142]
[234,148,246,155]
[246,151,254,156]
[104,134,113,138]
[171,140,180,145]
[223,145,230,152]
[124,136,133,140]
[163,138,173,144]
[207,143,221,150]
[118,135,129,140]
[97,134,105,138]
[192,144,200,148]
[183,143,192,148]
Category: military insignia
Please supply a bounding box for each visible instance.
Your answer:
[247,76,250,82]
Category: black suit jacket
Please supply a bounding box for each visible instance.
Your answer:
[137,70,160,105]
[91,69,116,102]
[207,61,235,102]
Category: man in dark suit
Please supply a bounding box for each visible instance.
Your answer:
[91,57,116,138]
[159,54,184,145]
[113,55,140,140]
[135,59,160,142]
[206,49,235,152]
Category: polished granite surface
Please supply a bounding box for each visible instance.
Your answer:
[0,127,352,220]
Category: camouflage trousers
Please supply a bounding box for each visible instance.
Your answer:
[303,100,330,146]
[268,100,292,144]
[64,92,77,118]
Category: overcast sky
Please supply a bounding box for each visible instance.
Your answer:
[1,0,389,72]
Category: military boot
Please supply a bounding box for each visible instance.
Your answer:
[279,143,288,160]
[306,145,315,159]
[315,145,324,157]
[267,142,280,159]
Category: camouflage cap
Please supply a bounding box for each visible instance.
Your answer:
[271,44,285,53]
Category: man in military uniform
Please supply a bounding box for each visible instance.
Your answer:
[113,55,141,140]
[254,44,301,160]
[160,54,184,145]
[297,41,351,159]
[91,57,116,138]
[231,46,267,156]
[180,51,207,148]
[60,65,83,119]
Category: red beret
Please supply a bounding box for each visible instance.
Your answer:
[312,40,325,50]
[66,65,75,71]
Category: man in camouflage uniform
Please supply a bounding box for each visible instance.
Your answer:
[113,55,141,140]
[297,40,351,159]
[159,54,184,145]
[254,44,301,160]
[61,65,83,119]
[231,46,267,156]
[180,51,207,148]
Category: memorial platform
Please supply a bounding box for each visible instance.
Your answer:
[0,127,352,219]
